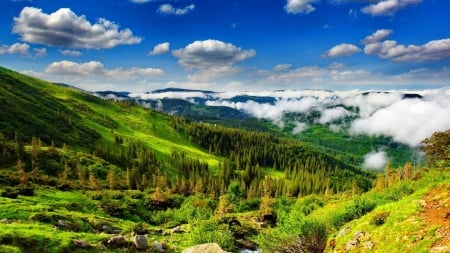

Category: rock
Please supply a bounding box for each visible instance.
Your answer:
[182,243,231,253]
[170,226,184,234]
[56,219,72,230]
[0,218,12,224]
[152,241,168,252]
[102,224,122,234]
[107,235,128,248]
[132,234,148,250]
[353,231,365,240]
[337,226,351,237]
[345,239,358,251]
[431,245,450,253]
[236,239,258,251]
[418,199,427,207]
[72,239,90,248]
[363,241,375,250]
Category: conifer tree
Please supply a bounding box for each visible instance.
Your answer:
[17,159,27,185]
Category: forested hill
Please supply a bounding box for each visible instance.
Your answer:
[0,66,372,197]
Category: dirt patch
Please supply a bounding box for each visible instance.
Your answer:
[421,184,450,252]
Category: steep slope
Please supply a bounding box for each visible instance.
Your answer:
[0,67,99,148]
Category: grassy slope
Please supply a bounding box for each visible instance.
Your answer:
[0,66,221,172]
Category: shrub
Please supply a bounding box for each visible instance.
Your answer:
[298,218,328,253]
[370,211,390,226]
[188,218,235,251]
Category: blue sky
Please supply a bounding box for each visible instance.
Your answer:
[0,0,449,92]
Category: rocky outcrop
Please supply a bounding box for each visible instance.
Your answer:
[182,243,231,253]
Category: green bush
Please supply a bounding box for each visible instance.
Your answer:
[370,211,390,226]
[188,218,235,251]
[298,218,327,253]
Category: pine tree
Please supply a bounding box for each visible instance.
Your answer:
[107,166,119,190]
[17,159,27,185]
[88,169,99,190]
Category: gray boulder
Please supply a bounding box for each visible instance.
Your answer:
[182,243,231,253]
[133,234,148,250]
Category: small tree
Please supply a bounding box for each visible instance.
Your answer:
[421,129,450,167]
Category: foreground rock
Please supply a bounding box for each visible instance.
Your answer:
[132,235,148,250]
[182,243,231,253]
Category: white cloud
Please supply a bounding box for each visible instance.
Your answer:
[0,42,30,56]
[13,7,141,49]
[292,122,308,134]
[60,50,82,57]
[0,42,47,58]
[285,0,318,14]
[173,39,256,68]
[361,29,393,44]
[362,151,387,170]
[317,107,353,124]
[322,43,361,58]
[148,42,170,56]
[343,92,403,118]
[350,94,450,147]
[206,96,320,122]
[44,60,164,80]
[172,39,255,82]
[362,0,422,16]
[364,38,450,62]
[158,4,195,15]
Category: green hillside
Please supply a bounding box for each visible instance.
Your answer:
[0,66,448,253]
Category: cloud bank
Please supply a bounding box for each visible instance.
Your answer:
[136,87,449,148]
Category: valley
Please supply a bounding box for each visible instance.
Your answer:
[0,66,449,252]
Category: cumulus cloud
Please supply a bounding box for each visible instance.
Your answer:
[44,60,164,80]
[322,43,361,58]
[0,42,30,56]
[362,151,387,170]
[0,42,46,58]
[158,4,195,15]
[13,7,141,49]
[361,29,393,44]
[364,38,450,62]
[285,0,318,14]
[172,39,255,82]
[350,95,450,147]
[316,107,353,124]
[60,50,82,57]
[149,42,170,56]
[362,0,422,16]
